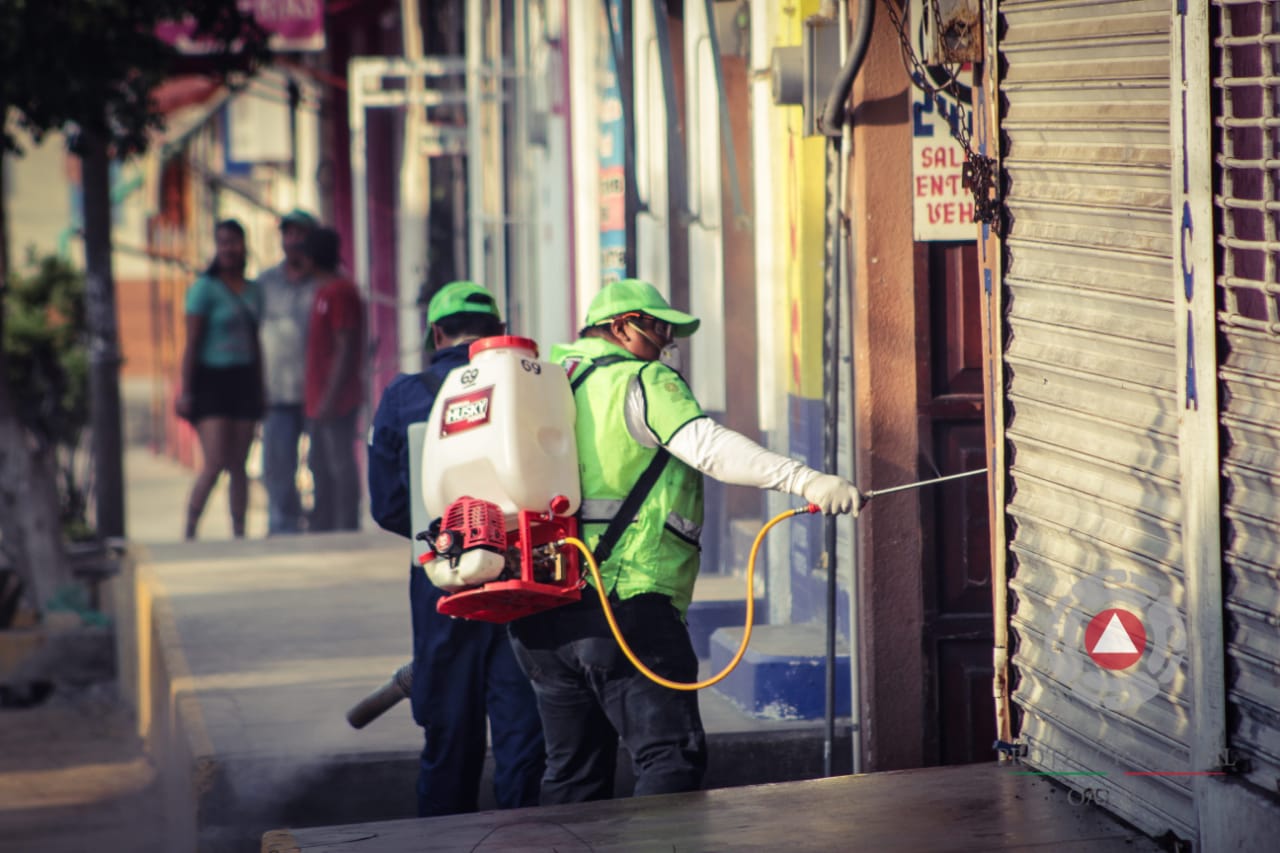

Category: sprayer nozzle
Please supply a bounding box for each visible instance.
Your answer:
[804,503,821,514]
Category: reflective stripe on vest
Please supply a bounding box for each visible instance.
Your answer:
[664,512,702,545]
[581,498,628,524]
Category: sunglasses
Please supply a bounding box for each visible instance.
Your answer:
[619,313,674,343]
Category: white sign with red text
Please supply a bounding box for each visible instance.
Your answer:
[909,69,975,241]
[440,387,494,437]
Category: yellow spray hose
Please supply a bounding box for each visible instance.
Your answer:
[562,504,819,691]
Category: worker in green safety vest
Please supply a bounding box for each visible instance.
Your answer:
[508,278,861,804]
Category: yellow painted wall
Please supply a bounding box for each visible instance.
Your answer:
[775,0,827,400]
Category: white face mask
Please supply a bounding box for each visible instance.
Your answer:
[627,320,680,371]
[659,342,682,373]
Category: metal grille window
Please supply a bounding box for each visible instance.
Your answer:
[1212,0,1280,799]
[1216,0,1280,328]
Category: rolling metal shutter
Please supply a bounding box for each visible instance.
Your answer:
[1212,0,1280,801]
[998,0,1194,840]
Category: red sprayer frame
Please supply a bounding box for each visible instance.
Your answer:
[434,510,582,622]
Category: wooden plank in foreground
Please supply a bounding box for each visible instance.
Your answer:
[263,763,1163,853]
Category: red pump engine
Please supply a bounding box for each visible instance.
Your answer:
[419,495,582,623]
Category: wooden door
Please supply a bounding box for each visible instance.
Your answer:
[919,241,992,765]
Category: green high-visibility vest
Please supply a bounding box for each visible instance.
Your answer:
[553,337,706,617]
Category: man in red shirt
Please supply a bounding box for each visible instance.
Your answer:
[302,227,366,531]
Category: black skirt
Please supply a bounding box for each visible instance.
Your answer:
[190,363,263,422]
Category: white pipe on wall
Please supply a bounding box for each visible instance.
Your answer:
[838,0,863,776]
[466,0,484,291]
[684,0,726,412]
[349,63,371,315]
[751,0,780,435]
[398,0,430,371]
[752,0,793,626]
[294,80,322,217]
[568,0,601,319]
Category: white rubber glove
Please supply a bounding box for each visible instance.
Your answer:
[802,473,863,516]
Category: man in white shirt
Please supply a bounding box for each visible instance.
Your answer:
[257,208,319,535]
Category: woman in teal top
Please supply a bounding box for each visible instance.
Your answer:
[175,219,264,540]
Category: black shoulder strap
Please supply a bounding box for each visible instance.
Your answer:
[569,354,628,393]
[565,352,667,563]
[592,448,670,565]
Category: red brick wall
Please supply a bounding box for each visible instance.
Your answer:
[117,279,160,379]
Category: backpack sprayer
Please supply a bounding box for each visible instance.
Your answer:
[414,335,585,621]
[345,334,986,727]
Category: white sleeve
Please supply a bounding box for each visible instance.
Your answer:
[619,380,818,496]
[666,418,820,494]
[623,378,819,494]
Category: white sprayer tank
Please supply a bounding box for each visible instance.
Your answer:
[421,336,580,527]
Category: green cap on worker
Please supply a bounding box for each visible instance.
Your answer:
[584,278,700,337]
[280,208,318,230]
[427,280,501,325]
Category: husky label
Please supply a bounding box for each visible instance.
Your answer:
[441,387,494,436]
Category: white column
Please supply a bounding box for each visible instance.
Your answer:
[397,0,430,371]
[684,0,726,411]
[568,0,601,318]
[348,62,371,312]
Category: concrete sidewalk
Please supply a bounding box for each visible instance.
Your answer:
[115,448,855,851]
[125,444,270,543]
[4,447,1155,853]
[0,445,226,853]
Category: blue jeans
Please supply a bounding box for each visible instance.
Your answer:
[410,567,545,816]
[508,592,707,804]
[308,412,361,532]
[262,404,305,534]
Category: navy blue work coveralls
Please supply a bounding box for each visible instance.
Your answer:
[367,342,545,817]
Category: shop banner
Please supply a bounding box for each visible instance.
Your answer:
[598,0,627,283]
[158,0,325,54]
[908,0,974,241]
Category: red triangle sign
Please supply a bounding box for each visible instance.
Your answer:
[1085,608,1146,670]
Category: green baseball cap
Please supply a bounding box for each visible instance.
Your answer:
[280,208,318,230]
[583,279,700,337]
[427,280,501,325]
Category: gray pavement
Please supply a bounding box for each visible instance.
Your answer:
[0,445,1163,853]
[125,442,271,543]
[117,447,855,851]
[0,688,161,853]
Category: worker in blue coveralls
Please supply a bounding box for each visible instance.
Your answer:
[367,280,545,816]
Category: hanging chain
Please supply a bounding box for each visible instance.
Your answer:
[885,0,1001,233]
